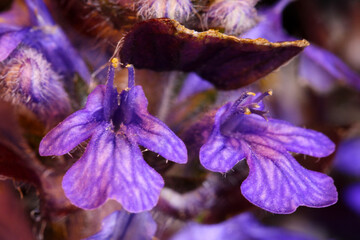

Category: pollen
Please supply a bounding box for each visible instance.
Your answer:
[244,107,251,114]
[111,58,119,68]
[247,91,256,96]
[267,90,273,96]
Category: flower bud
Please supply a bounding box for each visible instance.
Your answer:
[137,0,193,23]
[0,47,71,123]
[206,0,259,35]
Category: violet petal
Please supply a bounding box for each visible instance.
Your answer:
[240,139,337,214]
[298,51,336,92]
[0,28,28,61]
[243,115,335,157]
[200,104,245,172]
[39,86,105,156]
[301,45,360,91]
[126,86,187,164]
[62,125,164,212]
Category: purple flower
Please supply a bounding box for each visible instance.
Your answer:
[0,0,90,84]
[206,0,259,35]
[199,91,337,213]
[137,0,193,23]
[85,210,157,240]
[39,61,187,212]
[334,137,360,176]
[171,212,317,240]
[243,0,360,92]
[0,46,71,123]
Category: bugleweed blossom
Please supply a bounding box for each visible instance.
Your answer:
[39,61,187,212]
[1,0,355,239]
[200,91,337,213]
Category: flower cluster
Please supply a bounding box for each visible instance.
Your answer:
[1,0,359,239]
[40,62,187,212]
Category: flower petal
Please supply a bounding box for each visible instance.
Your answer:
[264,118,335,157]
[298,51,336,92]
[301,45,360,91]
[25,0,55,26]
[229,114,335,157]
[126,86,187,164]
[0,28,28,61]
[240,138,337,214]
[39,86,105,156]
[85,210,157,240]
[200,104,245,172]
[62,124,164,212]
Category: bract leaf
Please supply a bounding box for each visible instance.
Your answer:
[120,18,309,90]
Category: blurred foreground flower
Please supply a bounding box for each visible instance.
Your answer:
[171,212,317,240]
[40,61,187,212]
[200,91,337,213]
[85,210,156,240]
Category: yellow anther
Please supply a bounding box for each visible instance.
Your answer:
[267,90,273,96]
[111,58,119,68]
[247,92,256,96]
[125,64,132,68]
[253,103,260,108]
[244,108,251,115]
